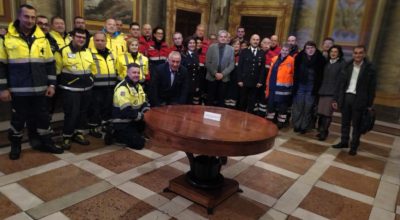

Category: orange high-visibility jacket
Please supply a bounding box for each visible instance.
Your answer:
[265,55,294,98]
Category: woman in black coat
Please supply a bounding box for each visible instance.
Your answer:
[316,45,346,140]
[181,37,201,104]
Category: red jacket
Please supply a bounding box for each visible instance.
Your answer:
[138,36,153,56]
[266,46,281,68]
[147,40,170,64]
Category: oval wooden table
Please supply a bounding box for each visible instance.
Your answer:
[144,105,278,214]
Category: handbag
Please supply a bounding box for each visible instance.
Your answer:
[360,108,375,134]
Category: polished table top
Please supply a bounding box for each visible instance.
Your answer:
[144,105,278,156]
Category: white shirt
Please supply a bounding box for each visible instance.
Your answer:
[346,62,363,94]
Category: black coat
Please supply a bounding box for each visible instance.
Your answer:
[293,50,326,95]
[150,62,189,106]
[237,48,266,87]
[334,59,377,110]
[181,52,200,93]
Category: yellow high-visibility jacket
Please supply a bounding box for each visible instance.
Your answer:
[55,44,94,91]
[116,52,149,82]
[49,30,71,49]
[112,79,149,128]
[90,47,118,87]
[89,33,126,57]
[0,22,55,95]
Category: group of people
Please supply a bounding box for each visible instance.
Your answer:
[0,4,376,160]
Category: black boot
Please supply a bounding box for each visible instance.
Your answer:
[40,134,64,154]
[104,123,114,145]
[318,117,331,141]
[8,134,22,160]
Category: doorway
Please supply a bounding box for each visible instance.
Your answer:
[175,9,201,38]
[240,16,277,40]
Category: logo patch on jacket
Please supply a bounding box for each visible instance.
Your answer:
[120,91,125,96]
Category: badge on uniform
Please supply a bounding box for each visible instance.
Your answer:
[120,91,126,96]
[67,53,76,58]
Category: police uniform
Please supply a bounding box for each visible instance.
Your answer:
[88,47,117,136]
[111,78,150,149]
[181,51,201,104]
[237,47,266,114]
[55,43,94,147]
[0,21,63,159]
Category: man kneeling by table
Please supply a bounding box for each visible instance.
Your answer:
[108,63,150,149]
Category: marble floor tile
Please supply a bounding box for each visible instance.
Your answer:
[145,145,179,156]
[260,150,315,175]
[358,141,392,157]
[362,131,395,146]
[316,181,374,205]
[0,192,21,219]
[334,151,386,174]
[235,166,295,199]
[62,188,155,220]
[18,165,100,202]
[0,183,43,211]
[88,148,152,173]
[0,149,59,174]
[189,194,269,219]
[299,187,372,219]
[280,138,328,156]
[319,166,380,197]
[132,165,184,193]
[4,212,33,220]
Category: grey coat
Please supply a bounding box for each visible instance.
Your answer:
[205,43,235,82]
[318,59,346,96]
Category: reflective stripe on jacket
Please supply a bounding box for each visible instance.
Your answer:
[0,22,55,95]
[116,52,149,81]
[55,44,94,91]
[265,55,294,98]
[112,80,149,124]
[89,33,126,57]
[90,48,117,87]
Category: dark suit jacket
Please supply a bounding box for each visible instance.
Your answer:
[151,62,189,106]
[335,59,376,110]
[237,48,266,87]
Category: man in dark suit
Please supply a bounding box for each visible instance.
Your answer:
[237,34,266,114]
[332,45,376,156]
[151,51,189,106]
[205,30,235,106]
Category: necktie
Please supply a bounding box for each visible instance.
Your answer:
[253,49,257,56]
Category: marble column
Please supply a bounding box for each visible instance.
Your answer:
[375,0,400,94]
[208,0,230,36]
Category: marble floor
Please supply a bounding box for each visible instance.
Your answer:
[0,122,399,220]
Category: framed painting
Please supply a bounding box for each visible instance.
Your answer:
[0,0,12,22]
[74,0,140,30]
[325,0,377,46]
[18,0,65,18]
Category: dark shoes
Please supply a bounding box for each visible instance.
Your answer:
[348,148,357,156]
[9,144,21,160]
[332,142,349,149]
[89,127,103,138]
[36,135,64,154]
[62,138,72,150]
[72,133,90,145]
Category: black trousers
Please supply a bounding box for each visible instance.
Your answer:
[114,121,145,149]
[9,95,52,139]
[88,87,114,127]
[206,80,228,107]
[239,86,257,114]
[62,90,91,137]
[340,93,363,149]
